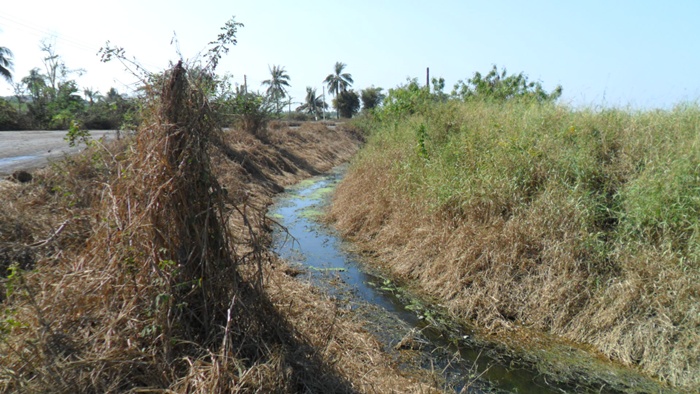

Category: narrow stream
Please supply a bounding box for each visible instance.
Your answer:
[269,168,669,393]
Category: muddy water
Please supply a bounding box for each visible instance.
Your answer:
[270,168,672,393]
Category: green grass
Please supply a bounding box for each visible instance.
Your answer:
[361,100,699,265]
[339,98,700,389]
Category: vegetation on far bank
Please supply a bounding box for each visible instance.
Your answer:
[331,80,699,390]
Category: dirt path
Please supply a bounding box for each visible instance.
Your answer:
[0,130,118,175]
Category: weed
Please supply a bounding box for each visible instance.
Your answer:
[64,119,91,147]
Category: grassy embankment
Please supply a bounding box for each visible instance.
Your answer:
[330,98,699,391]
[0,63,441,393]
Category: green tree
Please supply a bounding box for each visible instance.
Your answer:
[0,46,13,83]
[230,90,273,136]
[324,61,353,97]
[261,64,291,115]
[83,87,101,107]
[22,68,46,100]
[382,78,429,116]
[105,87,123,102]
[18,42,87,129]
[360,86,385,111]
[0,98,22,130]
[47,79,85,129]
[296,87,327,120]
[40,41,85,100]
[431,77,448,102]
[333,90,360,118]
[81,87,135,130]
[22,68,50,127]
[452,65,562,103]
[324,62,353,119]
[12,82,26,111]
[40,41,65,100]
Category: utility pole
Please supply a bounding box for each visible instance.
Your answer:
[426,67,430,92]
[243,75,247,93]
[322,86,326,120]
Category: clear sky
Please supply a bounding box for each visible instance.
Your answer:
[1,1,698,109]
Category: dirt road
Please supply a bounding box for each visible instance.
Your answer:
[0,130,118,176]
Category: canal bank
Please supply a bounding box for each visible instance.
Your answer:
[270,167,674,393]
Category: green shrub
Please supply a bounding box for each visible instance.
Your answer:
[0,99,22,130]
[333,90,360,118]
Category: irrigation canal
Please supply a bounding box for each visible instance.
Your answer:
[269,167,579,393]
[270,166,674,393]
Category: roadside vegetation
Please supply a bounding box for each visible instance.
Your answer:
[0,20,442,393]
[330,70,699,391]
[1,33,371,132]
[0,40,136,131]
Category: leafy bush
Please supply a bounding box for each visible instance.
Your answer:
[220,91,273,135]
[333,90,360,118]
[453,65,562,103]
[0,98,23,130]
[360,86,385,111]
[379,78,431,120]
[64,119,91,147]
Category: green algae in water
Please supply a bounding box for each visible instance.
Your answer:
[299,207,325,219]
[307,186,335,200]
[309,266,347,272]
[293,178,319,190]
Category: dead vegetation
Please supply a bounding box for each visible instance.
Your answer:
[0,62,436,393]
[328,103,699,392]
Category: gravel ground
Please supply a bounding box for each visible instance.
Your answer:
[0,130,118,176]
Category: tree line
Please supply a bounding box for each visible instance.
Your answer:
[0,40,384,131]
[0,41,136,131]
[1,36,562,132]
[259,61,385,120]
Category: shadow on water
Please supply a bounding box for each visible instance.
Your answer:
[270,167,577,393]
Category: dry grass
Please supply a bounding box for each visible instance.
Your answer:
[0,62,435,393]
[329,102,699,391]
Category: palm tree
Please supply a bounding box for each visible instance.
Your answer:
[83,88,102,107]
[324,62,353,97]
[0,46,14,84]
[22,68,46,100]
[261,65,291,114]
[296,87,327,120]
[105,87,122,102]
[324,62,353,118]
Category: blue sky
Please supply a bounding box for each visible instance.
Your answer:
[1,0,698,108]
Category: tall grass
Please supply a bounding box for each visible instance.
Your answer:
[331,99,700,389]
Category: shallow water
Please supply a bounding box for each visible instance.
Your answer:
[269,168,579,393]
[270,167,676,393]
